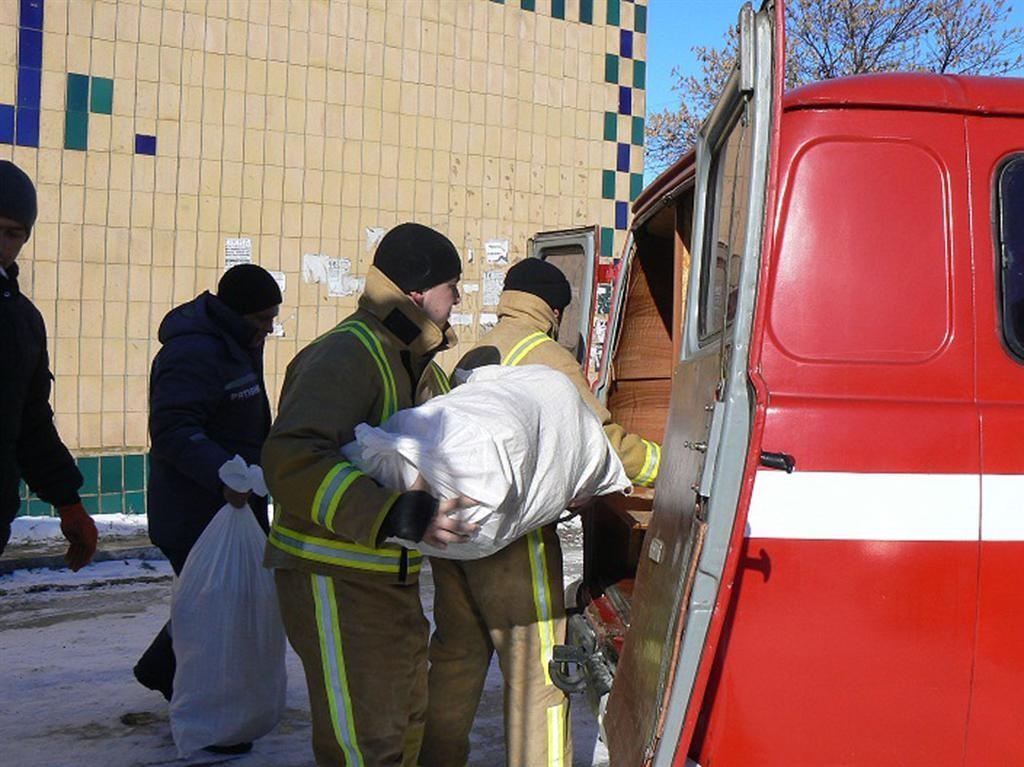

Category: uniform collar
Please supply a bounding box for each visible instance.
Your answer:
[359,266,457,357]
[496,290,559,337]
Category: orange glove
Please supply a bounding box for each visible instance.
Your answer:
[58,503,98,571]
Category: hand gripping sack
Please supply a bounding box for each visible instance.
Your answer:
[169,464,285,755]
[342,364,631,559]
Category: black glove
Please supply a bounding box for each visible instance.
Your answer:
[379,490,438,543]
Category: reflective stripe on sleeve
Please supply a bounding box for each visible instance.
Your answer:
[632,439,661,487]
[312,462,366,530]
[269,523,422,574]
[502,331,553,367]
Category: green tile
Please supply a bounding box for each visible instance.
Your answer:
[19,480,29,500]
[100,455,123,494]
[124,454,146,491]
[81,495,100,515]
[604,54,619,84]
[633,60,646,90]
[66,72,89,111]
[601,227,615,258]
[579,0,593,24]
[631,115,645,146]
[630,172,644,201]
[604,111,617,142]
[125,491,147,515]
[27,498,51,517]
[78,456,99,495]
[64,110,88,151]
[635,3,647,33]
[551,0,565,19]
[602,170,616,199]
[100,493,124,514]
[521,0,535,9]
[90,76,113,114]
[607,0,620,26]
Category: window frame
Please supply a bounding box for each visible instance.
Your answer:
[997,153,1024,362]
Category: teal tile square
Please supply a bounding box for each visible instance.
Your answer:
[631,116,645,146]
[604,111,617,142]
[78,456,99,495]
[521,0,536,9]
[551,0,565,19]
[100,493,124,514]
[27,498,51,517]
[64,110,88,151]
[635,3,647,33]
[81,495,100,515]
[124,491,147,515]
[630,172,644,201]
[579,0,593,24]
[633,60,646,90]
[604,54,619,84]
[601,227,615,258]
[90,76,113,114]
[66,73,89,111]
[602,170,616,200]
[607,0,620,26]
[100,455,123,494]
[124,454,146,491]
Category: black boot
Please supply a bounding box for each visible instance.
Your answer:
[133,622,175,701]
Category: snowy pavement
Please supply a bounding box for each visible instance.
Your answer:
[0,518,609,767]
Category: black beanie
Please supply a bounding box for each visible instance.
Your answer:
[503,258,572,311]
[0,160,38,237]
[217,264,283,315]
[373,223,461,293]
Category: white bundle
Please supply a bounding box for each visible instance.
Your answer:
[341,364,630,559]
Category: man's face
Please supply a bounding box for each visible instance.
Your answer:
[0,216,28,271]
[412,277,461,327]
[243,304,280,348]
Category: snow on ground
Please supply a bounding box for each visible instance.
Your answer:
[8,512,149,544]
[0,516,609,767]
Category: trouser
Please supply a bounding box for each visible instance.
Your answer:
[275,567,429,767]
[421,524,571,767]
[133,541,192,700]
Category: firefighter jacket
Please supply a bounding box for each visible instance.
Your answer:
[263,266,456,582]
[455,289,660,487]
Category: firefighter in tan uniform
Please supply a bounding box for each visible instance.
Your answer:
[262,223,477,767]
[421,258,661,767]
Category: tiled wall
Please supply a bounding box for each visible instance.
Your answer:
[3,0,645,516]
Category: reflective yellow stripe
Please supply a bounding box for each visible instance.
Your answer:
[269,523,422,574]
[330,320,398,421]
[430,361,451,394]
[527,529,557,685]
[502,331,553,367]
[632,439,661,487]
[546,703,565,767]
[312,574,364,766]
[312,462,366,530]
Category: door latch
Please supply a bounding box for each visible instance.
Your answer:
[760,451,795,473]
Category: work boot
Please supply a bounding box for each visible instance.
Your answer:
[204,742,253,755]
[133,623,175,701]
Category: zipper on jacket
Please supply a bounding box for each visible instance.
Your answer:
[399,547,409,582]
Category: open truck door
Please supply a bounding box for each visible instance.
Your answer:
[601,3,784,765]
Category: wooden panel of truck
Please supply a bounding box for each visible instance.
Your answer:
[962,115,1024,766]
[606,378,672,444]
[694,107,979,765]
[614,240,676,380]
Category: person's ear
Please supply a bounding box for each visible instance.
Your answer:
[409,290,425,307]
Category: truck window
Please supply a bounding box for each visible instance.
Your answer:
[541,244,587,362]
[999,155,1024,360]
[698,104,752,342]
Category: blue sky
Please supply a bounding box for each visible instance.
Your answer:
[645,0,1024,119]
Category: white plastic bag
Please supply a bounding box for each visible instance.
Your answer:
[342,364,631,559]
[169,459,285,756]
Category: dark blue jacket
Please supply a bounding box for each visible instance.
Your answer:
[0,263,82,554]
[147,292,271,558]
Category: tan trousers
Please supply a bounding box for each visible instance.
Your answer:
[275,568,428,767]
[421,524,571,767]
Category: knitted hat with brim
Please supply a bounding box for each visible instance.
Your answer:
[0,160,38,237]
[503,258,572,311]
[217,264,283,315]
[373,222,461,293]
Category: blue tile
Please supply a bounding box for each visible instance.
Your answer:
[616,142,630,172]
[20,0,44,30]
[618,85,632,115]
[19,28,42,70]
[615,201,628,230]
[135,133,157,155]
[17,67,41,108]
[620,29,633,59]
[15,107,39,147]
[0,105,14,144]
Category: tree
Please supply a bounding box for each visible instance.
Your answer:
[645,0,1024,174]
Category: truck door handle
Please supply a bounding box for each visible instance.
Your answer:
[760,451,795,473]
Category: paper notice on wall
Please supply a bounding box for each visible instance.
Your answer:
[462,282,480,294]
[449,312,474,327]
[596,282,612,315]
[366,227,387,252]
[303,254,364,297]
[270,271,286,293]
[479,312,498,331]
[270,320,285,338]
[483,270,505,306]
[224,238,252,270]
[485,239,509,264]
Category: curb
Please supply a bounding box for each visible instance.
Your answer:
[0,541,166,576]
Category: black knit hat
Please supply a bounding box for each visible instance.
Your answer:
[503,258,572,311]
[217,264,283,315]
[0,160,38,237]
[373,223,461,293]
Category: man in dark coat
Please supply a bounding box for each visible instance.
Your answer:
[0,160,96,571]
[133,263,281,717]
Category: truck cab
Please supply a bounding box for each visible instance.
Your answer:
[552,2,1024,765]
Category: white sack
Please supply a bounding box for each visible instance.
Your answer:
[341,364,630,559]
[169,461,285,756]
